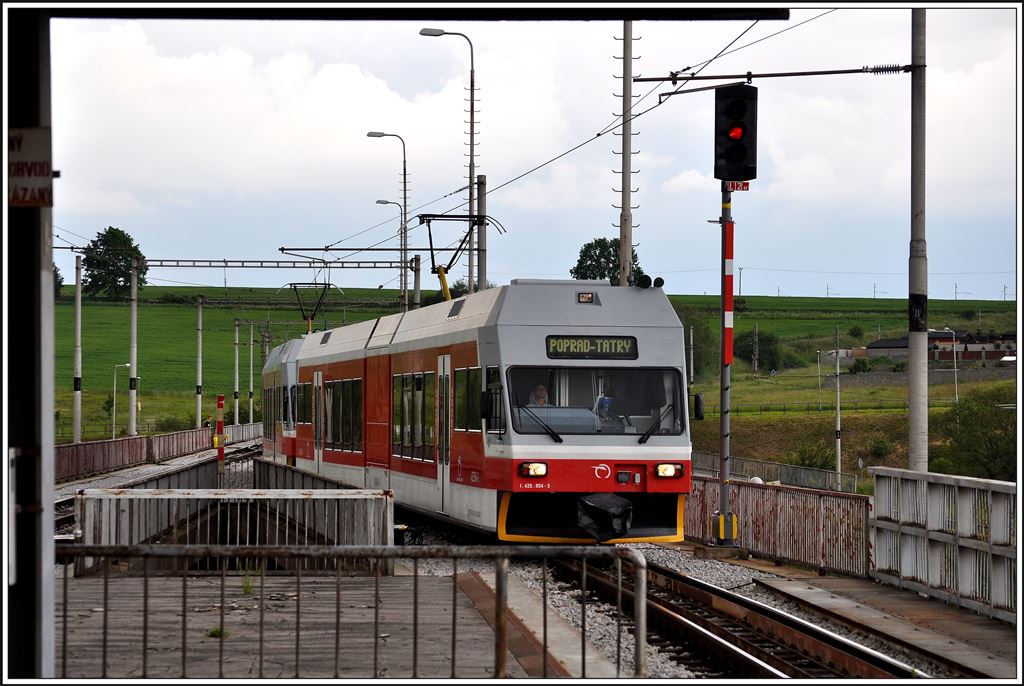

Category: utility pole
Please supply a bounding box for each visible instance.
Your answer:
[413,255,422,309]
[907,9,929,472]
[249,322,254,425]
[128,257,138,436]
[477,174,487,289]
[73,254,82,443]
[738,267,743,296]
[835,325,842,489]
[195,295,203,428]
[234,318,240,425]
[617,19,634,288]
[752,322,759,373]
[689,325,695,381]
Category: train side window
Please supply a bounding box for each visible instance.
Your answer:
[391,375,402,456]
[423,372,435,458]
[327,381,337,448]
[402,374,413,457]
[454,368,468,431]
[339,380,351,451]
[290,385,297,426]
[485,366,505,434]
[413,373,424,459]
[352,379,363,452]
[466,367,482,432]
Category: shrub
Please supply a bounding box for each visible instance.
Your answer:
[849,359,870,374]
[868,437,893,459]
[890,361,907,373]
[788,441,835,471]
[848,324,864,338]
[155,415,192,433]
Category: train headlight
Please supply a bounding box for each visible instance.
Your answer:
[518,462,548,477]
[655,463,685,478]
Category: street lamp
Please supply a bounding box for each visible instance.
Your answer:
[367,131,409,312]
[420,27,477,293]
[112,362,129,439]
[943,327,960,421]
[816,350,822,411]
[375,199,404,309]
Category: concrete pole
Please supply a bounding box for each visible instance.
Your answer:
[249,322,254,425]
[689,325,695,381]
[128,257,138,436]
[196,295,203,428]
[477,174,487,289]
[413,255,422,309]
[835,325,842,488]
[234,318,240,425]
[907,9,929,472]
[618,19,633,288]
[73,254,82,443]
[467,49,476,294]
[401,152,409,312]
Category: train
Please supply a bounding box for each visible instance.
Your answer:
[261,278,694,543]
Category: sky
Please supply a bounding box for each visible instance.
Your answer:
[33,4,1023,301]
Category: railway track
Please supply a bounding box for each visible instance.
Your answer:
[554,557,930,679]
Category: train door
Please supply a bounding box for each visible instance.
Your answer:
[313,370,324,475]
[437,354,452,513]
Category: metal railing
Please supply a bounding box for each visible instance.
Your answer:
[686,476,871,576]
[870,467,1016,623]
[54,423,263,483]
[54,544,647,679]
[74,488,394,575]
[692,451,858,493]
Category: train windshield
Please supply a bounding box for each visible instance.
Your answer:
[507,367,683,437]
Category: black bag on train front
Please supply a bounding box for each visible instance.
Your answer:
[577,493,633,541]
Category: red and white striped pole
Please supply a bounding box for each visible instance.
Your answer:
[715,183,738,545]
[216,394,225,476]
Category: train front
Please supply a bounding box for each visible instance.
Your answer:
[490,279,692,543]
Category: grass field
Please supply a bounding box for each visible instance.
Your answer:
[53,286,1016,449]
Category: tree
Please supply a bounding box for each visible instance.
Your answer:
[569,237,644,286]
[929,383,1016,481]
[82,227,148,300]
[53,263,64,299]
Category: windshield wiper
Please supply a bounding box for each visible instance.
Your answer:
[516,403,563,443]
[639,404,674,444]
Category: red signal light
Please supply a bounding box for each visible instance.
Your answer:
[728,125,745,141]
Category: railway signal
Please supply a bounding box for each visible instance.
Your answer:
[714,84,758,181]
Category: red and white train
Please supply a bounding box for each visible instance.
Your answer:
[261,278,693,543]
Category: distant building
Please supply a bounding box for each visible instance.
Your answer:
[866,331,1016,361]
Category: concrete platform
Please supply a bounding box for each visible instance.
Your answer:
[756,577,1018,679]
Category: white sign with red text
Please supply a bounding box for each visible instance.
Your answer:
[8,128,53,207]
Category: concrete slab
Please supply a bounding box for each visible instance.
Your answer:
[471,570,620,679]
[756,577,1017,679]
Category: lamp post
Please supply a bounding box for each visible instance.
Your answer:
[367,131,409,312]
[816,350,822,411]
[944,327,960,421]
[375,199,405,307]
[420,27,476,293]
[112,362,129,439]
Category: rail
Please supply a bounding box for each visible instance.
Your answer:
[870,467,1016,623]
[54,544,648,679]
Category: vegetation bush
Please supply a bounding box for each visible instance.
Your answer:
[734,329,804,372]
[929,382,1016,481]
[890,361,907,373]
[787,441,835,471]
[868,437,893,459]
[849,359,870,374]
[848,324,864,338]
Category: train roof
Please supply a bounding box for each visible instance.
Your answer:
[293,279,681,365]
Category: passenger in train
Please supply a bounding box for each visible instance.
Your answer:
[529,383,552,406]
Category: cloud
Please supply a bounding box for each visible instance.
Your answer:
[661,169,718,195]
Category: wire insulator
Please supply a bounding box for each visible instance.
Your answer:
[869,63,906,75]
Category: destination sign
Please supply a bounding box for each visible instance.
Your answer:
[546,335,638,360]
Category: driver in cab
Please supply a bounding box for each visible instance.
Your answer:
[529,383,552,406]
